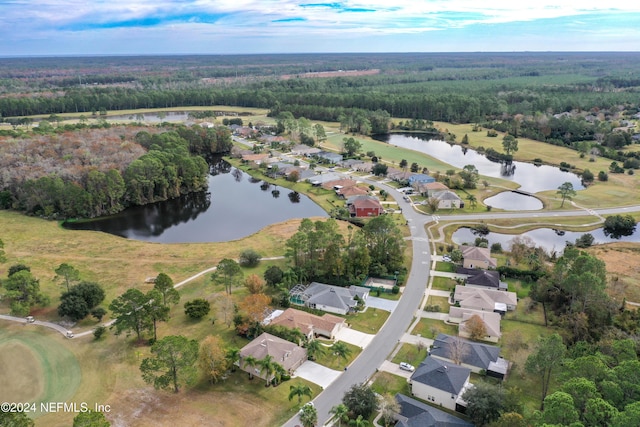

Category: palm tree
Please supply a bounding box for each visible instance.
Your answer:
[226,347,241,372]
[305,339,324,361]
[332,341,351,361]
[242,355,258,379]
[330,403,349,427]
[349,415,370,426]
[466,194,477,209]
[288,384,313,404]
[272,363,286,386]
[299,403,318,427]
[257,355,276,386]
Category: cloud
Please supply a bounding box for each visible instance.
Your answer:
[0,1,639,54]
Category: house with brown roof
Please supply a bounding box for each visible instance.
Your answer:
[346,195,384,217]
[269,308,346,340]
[417,181,449,196]
[448,307,502,342]
[239,332,307,380]
[336,186,369,199]
[241,153,270,164]
[460,245,497,269]
[321,178,358,191]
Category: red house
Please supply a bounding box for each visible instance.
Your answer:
[347,195,385,217]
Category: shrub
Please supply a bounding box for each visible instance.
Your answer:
[93,325,107,340]
[184,298,211,319]
[490,243,503,253]
[598,171,609,181]
[239,249,261,267]
[391,285,400,294]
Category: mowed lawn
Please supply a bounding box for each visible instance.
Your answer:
[0,325,81,422]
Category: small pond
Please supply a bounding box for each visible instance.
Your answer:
[452,226,640,254]
[63,158,327,243]
[483,192,543,211]
[376,134,584,194]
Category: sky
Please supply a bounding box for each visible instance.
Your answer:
[0,1,639,56]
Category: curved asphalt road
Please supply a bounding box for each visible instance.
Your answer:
[283,179,432,427]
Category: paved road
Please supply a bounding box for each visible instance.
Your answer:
[283,179,432,427]
[0,314,71,337]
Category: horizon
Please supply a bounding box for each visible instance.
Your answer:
[1,2,639,56]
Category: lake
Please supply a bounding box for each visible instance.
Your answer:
[452,226,640,255]
[377,134,584,194]
[63,158,327,243]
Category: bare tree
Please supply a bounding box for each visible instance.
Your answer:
[448,336,469,365]
[217,294,235,328]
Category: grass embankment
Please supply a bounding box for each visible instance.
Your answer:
[391,343,429,367]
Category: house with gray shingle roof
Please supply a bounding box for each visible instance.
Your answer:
[432,190,463,209]
[453,285,517,312]
[410,357,472,412]
[456,268,507,291]
[448,307,502,342]
[460,245,497,269]
[429,333,510,379]
[395,393,474,427]
[292,282,369,315]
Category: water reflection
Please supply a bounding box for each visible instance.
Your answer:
[376,134,584,194]
[63,158,326,243]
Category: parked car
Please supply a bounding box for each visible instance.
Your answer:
[26,316,35,323]
[442,255,452,262]
[66,331,74,338]
[399,362,415,372]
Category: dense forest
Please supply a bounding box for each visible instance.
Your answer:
[0,124,232,218]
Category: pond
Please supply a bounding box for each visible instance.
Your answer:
[483,192,543,211]
[63,158,327,243]
[106,111,191,123]
[452,226,640,255]
[376,134,584,194]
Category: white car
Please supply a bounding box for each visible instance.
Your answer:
[399,362,415,372]
[26,316,35,323]
[442,255,452,262]
[66,331,74,338]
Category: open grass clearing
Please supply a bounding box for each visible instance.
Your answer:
[313,341,361,370]
[371,371,411,397]
[432,276,457,292]
[347,307,390,334]
[390,343,429,367]
[411,318,457,339]
[587,242,640,303]
[425,296,449,312]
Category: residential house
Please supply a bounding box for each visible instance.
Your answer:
[315,151,343,164]
[410,356,473,412]
[407,173,436,186]
[456,268,508,291]
[321,178,358,191]
[241,153,270,164]
[336,186,369,199]
[307,172,343,186]
[394,393,474,427]
[388,170,414,183]
[355,162,374,173]
[460,245,497,269]
[340,158,364,169]
[432,190,463,209]
[290,144,321,156]
[269,307,346,340]
[290,282,369,315]
[453,285,517,314]
[429,333,510,379]
[346,195,385,217]
[417,181,449,197]
[239,332,307,380]
[448,307,502,342]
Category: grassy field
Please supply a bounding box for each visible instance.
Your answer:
[347,308,390,334]
[370,371,411,397]
[432,276,457,292]
[411,318,457,339]
[314,341,361,370]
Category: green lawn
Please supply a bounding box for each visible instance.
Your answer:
[391,343,429,366]
[411,318,457,339]
[424,296,449,312]
[371,371,411,397]
[431,276,457,291]
[347,308,390,334]
[313,341,361,370]
[503,298,546,325]
[434,261,456,272]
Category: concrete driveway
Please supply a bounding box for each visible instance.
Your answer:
[379,360,414,379]
[335,327,375,349]
[294,361,342,389]
[365,296,398,312]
